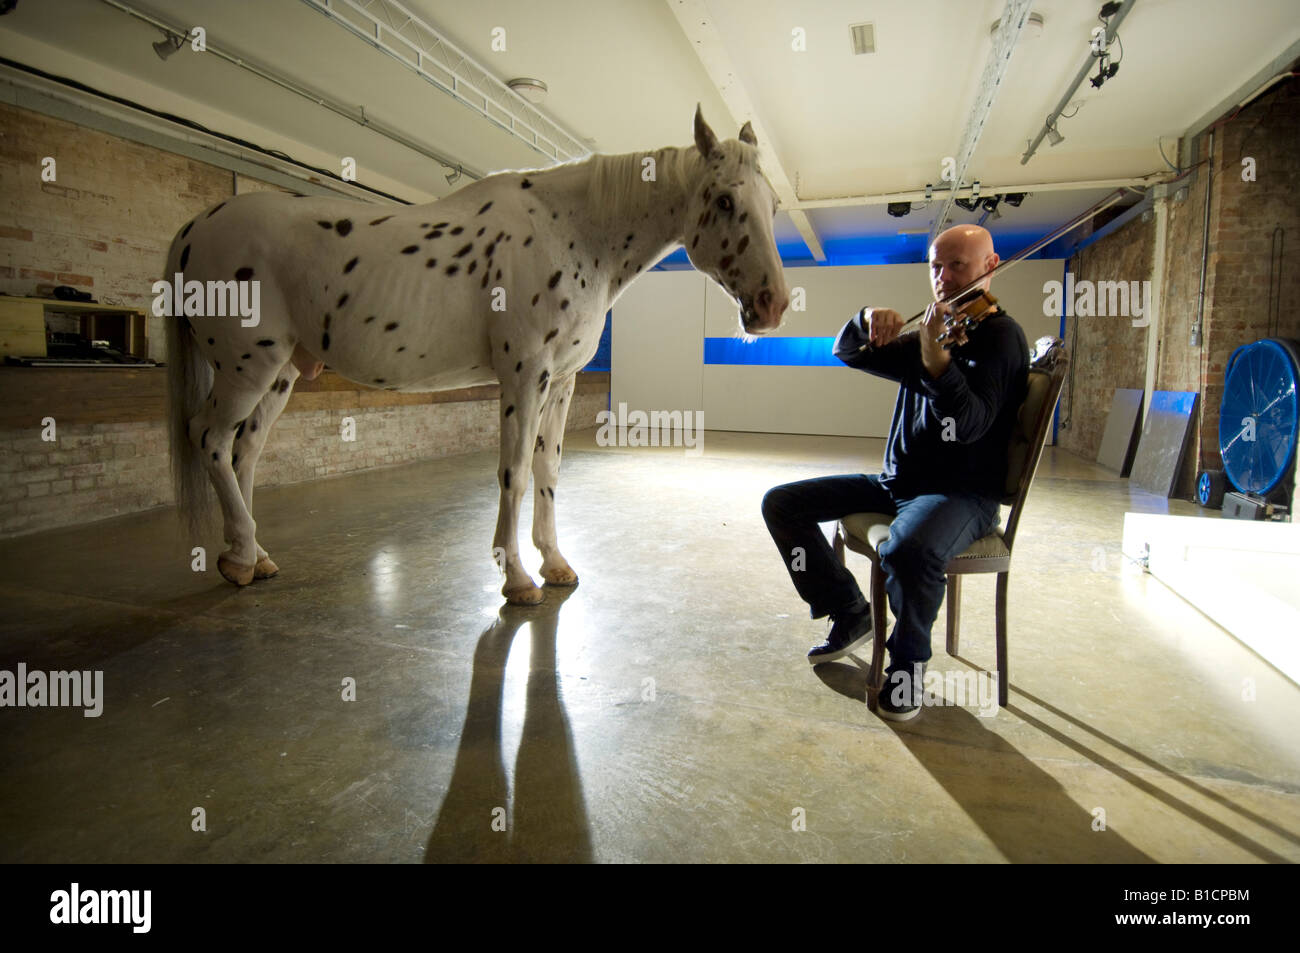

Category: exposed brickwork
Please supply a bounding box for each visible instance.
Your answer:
[0,393,605,537]
[1060,216,1153,459]
[0,102,234,359]
[1197,79,1300,490]
[1058,76,1300,498]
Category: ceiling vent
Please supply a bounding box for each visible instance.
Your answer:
[849,22,875,55]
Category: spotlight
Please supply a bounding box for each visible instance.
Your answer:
[954,196,979,212]
[153,32,184,60]
[981,195,1001,213]
[1090,57,1119,88]
[1046,124,1065,147]
[886,202,912,217]
[445,166,462,186]
[1002,192,1026,206]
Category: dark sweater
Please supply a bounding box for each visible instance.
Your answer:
[833,308,1029,500]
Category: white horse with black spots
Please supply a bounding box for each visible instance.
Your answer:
[165,107,789,604]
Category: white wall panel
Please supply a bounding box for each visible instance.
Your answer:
[611,270,705,416]
[614,259,1067,437]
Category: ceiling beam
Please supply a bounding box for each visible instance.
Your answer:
[665,0,825,261]
[928,0,1034,244]
[789,173,1170,210]
[299,0,590,164]
[1180,34,1300,166]
[96,0,484,181]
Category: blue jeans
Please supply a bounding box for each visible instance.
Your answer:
[761,475,1000,667]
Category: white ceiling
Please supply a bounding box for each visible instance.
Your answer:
[2,0,1298,262]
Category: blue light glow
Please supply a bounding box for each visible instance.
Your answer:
[704,336,841,366]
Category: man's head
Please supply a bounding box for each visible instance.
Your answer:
[929,225,999,303]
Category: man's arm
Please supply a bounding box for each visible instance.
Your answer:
[904,320,1024,444]
[833,308,916,383]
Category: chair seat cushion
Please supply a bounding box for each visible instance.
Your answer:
[841,512,1010,560]
[842,512,894,550]
[952,533,1010,560]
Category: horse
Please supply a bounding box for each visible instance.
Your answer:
[164,106,790,604]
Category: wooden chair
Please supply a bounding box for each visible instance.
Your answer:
[832,337,1069,710]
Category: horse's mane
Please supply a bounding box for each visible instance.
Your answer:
[517,140,753,225]
[581,146,701,222]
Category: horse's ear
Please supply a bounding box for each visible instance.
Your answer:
[694,104,719,157]
[738,121,757,147]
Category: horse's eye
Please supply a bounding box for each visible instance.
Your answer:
[715,194,733,213]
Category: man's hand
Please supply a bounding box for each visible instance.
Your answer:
[859,307,904,347]
[920,302,957,379]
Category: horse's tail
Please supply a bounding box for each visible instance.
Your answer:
[163,227,215,538]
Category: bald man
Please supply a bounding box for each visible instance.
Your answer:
[761,225,1028,721]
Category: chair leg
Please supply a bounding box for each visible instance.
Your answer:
[832,524,845,565]
[867,560,887,711]
[945,575,961,656]
[996,571,1009,707]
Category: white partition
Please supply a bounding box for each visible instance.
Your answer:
[614,259,1066,438]
[1122,512,1300,686]
[611,270,705,419]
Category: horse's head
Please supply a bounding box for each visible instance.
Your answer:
[683,107,789,334]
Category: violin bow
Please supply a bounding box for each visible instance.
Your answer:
[857,187,1135,348]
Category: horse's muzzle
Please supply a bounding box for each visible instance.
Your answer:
[743,287,789,334]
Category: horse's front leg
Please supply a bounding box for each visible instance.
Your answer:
[494,374,547,605]
[531,373,577,586]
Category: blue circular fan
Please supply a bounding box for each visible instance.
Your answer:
[1219,339,1299,496]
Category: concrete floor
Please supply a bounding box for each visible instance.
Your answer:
[1,430,1297,863]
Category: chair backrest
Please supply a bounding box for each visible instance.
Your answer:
[1000,337,1069,548]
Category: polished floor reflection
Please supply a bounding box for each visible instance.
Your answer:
[0,431,1297,863]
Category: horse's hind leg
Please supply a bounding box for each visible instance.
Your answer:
[530,373,577,586]
[187,368,281,585]
[232,360,301,579]
[493,367,550,606]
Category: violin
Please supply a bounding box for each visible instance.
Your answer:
[933,286,999,348]
[854,286,999,352]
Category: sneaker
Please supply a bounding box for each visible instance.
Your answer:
[807,605,873,664]
[877,662,927,721]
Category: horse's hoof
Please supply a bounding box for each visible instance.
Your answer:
[218,553,256,586]
[541,566,578,586]
[503,583,545,606]
[253,556,280,579]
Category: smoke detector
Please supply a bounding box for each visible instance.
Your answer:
[507,78,548,103]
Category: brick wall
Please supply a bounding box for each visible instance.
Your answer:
[1055,75,1300,498]
[1198,79,1300,482]
[1059,215,1153,459]
[0,392,607,538]
[0,102,235,360]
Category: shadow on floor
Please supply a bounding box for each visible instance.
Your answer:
[425,584,592,863]
[886,703,1154,862]
[818,654,1153,861]
[1009,687,1297,862]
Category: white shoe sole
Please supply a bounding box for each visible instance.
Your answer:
[807,628,873,665]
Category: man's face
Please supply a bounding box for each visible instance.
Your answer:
[929,238,995,302]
